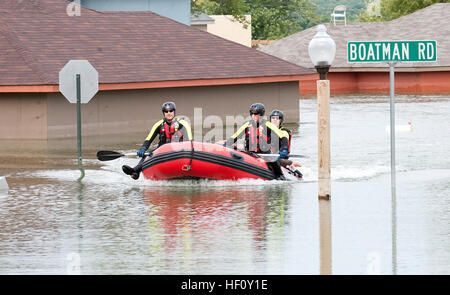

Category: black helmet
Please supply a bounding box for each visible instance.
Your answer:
[270,110,284,125]
[249,103,265,116]
[161,101,176,113]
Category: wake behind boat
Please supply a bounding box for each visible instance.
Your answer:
[140,141,302,181]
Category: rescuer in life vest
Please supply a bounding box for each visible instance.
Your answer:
[269,110,292,157]
[122,101,192,180]
[224,103,290,161]
[269,109,302,173]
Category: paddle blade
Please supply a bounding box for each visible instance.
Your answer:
[289,154,309,159]
[256,153,308,159]
[96,150,125,161]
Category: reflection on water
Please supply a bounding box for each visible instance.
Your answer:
[0,172,296,274]
[391,183,397,275]
[319,200,332,275]
[0,94,449,274]
[142,185,291,274]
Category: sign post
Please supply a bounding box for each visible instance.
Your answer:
[348,40,436,274]
[387,61,397,199]
[59,60,99,181]
[76,74,84,180]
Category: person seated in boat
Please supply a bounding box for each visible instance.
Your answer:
[122,101,192,180]
[269,110,292,157]
[269,109,302,171]
[223,103,290,161]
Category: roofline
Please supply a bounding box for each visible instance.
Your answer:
[0,75,317,93]
[330,66,450,72]
[191,20,215,25]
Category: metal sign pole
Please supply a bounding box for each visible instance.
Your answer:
[59,60,98,183]
[388,61,397,274]
[347,40,438,275]
[76,74,85,181]
[388,61,396,198]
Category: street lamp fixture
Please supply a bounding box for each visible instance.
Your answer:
[308,24,336,80]
[308,24,335,200]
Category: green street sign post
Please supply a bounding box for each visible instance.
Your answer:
[347,41,437,62]
[346,41,438,198]
[347,40,438,198]
[347,41,437,274]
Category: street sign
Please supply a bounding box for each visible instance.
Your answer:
[59,60,98,103]
[347,41,437,63]
[59,60,99,181]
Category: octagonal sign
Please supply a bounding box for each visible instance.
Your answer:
[59,60,98,103]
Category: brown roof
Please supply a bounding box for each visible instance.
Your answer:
[260,3,450,71]
[0,0,313,88]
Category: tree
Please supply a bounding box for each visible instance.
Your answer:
[191,0,321,40]
[358,0,450,22]
[191,0,250,27]
[247,0,320,40]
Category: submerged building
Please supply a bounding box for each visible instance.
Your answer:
[259,3,450,95]
[0,0,314,139]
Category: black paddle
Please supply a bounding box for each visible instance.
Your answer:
[256,153,309,159]
[96,150,151,161]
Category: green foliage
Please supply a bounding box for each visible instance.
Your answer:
[248,0,320,40]
[191,0,322,40]
[191,0,250,26]
[358,0,450,22]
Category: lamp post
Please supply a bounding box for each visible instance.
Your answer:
[308,24,336,200]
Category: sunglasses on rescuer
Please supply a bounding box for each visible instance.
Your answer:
[251,112,261,115]
[163,109,174,113]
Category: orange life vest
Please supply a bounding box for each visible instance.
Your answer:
[160,120,183,144]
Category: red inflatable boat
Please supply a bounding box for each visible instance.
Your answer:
[141,141,302,181]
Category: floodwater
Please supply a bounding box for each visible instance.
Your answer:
[0,94,449,275]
